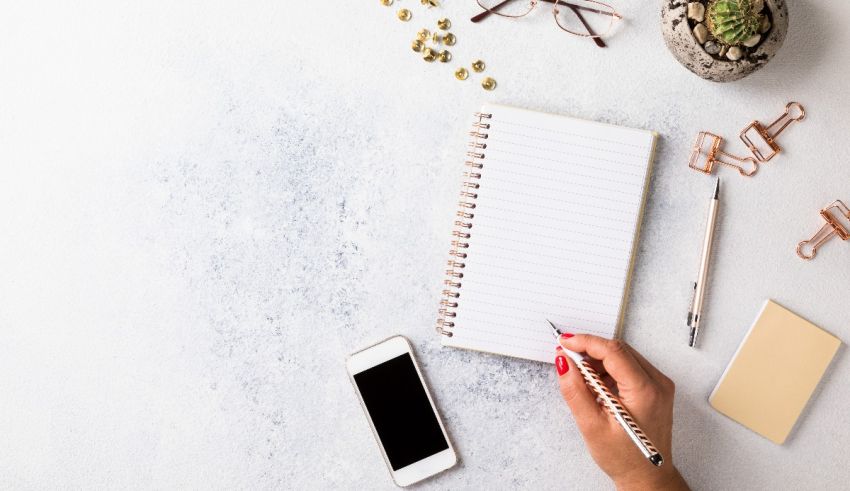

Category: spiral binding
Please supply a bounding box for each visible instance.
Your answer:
[436,112,492,337]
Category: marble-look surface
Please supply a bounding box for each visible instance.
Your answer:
[1,1,848,489]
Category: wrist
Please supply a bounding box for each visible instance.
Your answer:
[614,466,688,491]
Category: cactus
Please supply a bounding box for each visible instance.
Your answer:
[706,0,765,46]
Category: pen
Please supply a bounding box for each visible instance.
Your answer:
[687,178,720,348]
[548,320,664,467]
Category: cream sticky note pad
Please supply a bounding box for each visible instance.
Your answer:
[710,300,841,444]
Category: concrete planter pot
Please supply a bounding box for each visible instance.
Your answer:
[661,0,788,82]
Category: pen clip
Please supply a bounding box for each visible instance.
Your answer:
[687,282,697,324]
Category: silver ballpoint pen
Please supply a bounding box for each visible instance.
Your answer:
[687,178,720,348]
[548,320,664,467]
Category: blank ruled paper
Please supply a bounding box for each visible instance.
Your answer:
[441,104,657,363]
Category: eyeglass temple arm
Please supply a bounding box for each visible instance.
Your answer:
[566,4,606,47]
[556,0,621,18]
[471,0,511,23]
[471,0,621,23]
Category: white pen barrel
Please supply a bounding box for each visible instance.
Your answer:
[691,197,719,330]
[576,360,664,466]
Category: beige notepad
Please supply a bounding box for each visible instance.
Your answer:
[710,300,841,444]
[435,104,657,363]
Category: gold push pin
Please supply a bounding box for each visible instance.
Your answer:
[797,200,850,260]
[417,28,430,41]
[397,8,411,21]
[437,18,451,30]
[438,50,451,62]
[380,0,393,5]
[454,67,469,80]
[423,47,437,62]
[481,77,497,90]
[471,60,486,72]
[421,0,439,7]
[443,32,456,46]
[431,32,442,44]
[411,39,424,52]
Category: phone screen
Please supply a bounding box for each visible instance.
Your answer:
[353,353,449,470]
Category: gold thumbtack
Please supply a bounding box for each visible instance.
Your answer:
[437,18,451,30]
[481,77,497,90]
[421,0,439,7]
[431,32,442,44]
[438,50,451,63]
[471,60,486,72]
[455,67,469,80]
[380,0,393,5]
[423,47,437,62]
[412,39,424,52]
[397,9,411,21]
[417,28,430,41]
[443,32,456,46]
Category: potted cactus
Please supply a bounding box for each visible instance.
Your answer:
[661,0,788,82]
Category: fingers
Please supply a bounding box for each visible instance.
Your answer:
[560,334,651,392]
[556,348,605,430]
[626,346,664,381]
[627,346,675,394]
[600,373,619,397]
[586,357,607,377]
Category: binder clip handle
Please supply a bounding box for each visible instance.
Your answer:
[765,102,806,139]
[740,102,806,162]
[797,200,850,260]
[715,150,759,177]
[689,132,759,177]
[797,224,835,260]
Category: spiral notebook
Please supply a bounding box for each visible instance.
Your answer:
[436,104,657,363]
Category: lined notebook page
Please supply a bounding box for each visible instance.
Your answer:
[441,104,657,363]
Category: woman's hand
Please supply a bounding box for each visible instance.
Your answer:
[555,334,689,491]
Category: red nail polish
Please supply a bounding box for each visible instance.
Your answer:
[556,355,568,375]
[560,333,574,339]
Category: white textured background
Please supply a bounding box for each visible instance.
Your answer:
[1,1,848,489]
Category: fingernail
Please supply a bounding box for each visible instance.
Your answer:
[556,355,569,375]
[560,333,574,340]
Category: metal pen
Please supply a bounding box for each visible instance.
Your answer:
[548,320,664,467]
[687,178,720,348]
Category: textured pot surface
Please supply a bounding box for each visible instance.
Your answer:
[661,0,788,82]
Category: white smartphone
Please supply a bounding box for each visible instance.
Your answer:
[347,335,457,487]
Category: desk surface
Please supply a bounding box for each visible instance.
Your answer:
[1,1,848,489]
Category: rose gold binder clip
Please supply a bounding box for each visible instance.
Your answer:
[797,200,850,260]
[740,102,806,162]
[688,131,759,177]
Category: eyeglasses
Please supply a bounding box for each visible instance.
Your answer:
[471,0,622,48]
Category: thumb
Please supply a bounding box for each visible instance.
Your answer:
[556,349,605,431]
